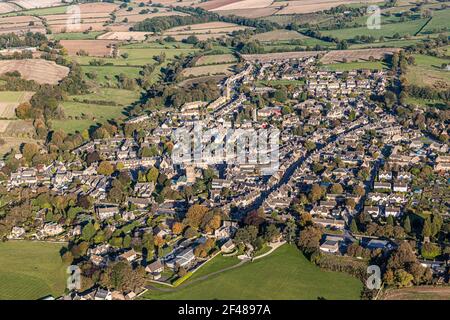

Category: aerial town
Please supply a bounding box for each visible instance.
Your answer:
[0,0,448,303]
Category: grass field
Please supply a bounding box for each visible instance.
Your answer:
[81,65,142,85]
[189,254,241,282]
[53,88,140,133]
[143,244,363,300]
[323,61,387,71]
[420,9,450,34]
[51,31,104,41]
[321,18,429,41]
[0,241,68,300]
[17,5,70,16]
[407,54,450,88]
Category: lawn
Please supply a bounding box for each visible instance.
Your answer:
[143,244,363,300]
[406,54,450,88]
[0,241,68,300]
[189,254,241,281]
[322,61,387,71]
[321,18,429,41]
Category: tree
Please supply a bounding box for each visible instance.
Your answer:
[330,183,343,194]
[403,215,411,234]
[309,184,324,203]
[183,226,198,238]
[234,225,258,245]
[22,143,39,162]
[421,242,441,260]
[146,166,159,183]
[101,261,146,292]
[172,222,184,235]
[185,204,209,229]
[422,218,432,238]
[81,222,96,242]
[350,219,358,233]
[285,220,296,244]
[387,215,395,226]
[297,226,322,254]
[97,161,114,176]
[387,242,417,270]
[394,269,414,288]
[264,224,280,242]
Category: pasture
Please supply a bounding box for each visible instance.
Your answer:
[420,9,450,34]
[0,241,68,300]
[54,88,140,134]
[142,244,363,300]
[321,18,429,40]
[406,54,450,89]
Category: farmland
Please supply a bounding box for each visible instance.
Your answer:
[182,63,235,77]
[420,8,450,34]
[382,286,450,300]
[0,59,69,85]
[320,48,400,64]
[252,29,307,42]
[53,88,141,134]
[242,51,324,63]
[0,241,68,300]
[406,54,450,89]
[142,244,363,300]
[195,54,237,66]
[321,18,429,41]
[274,0,381,15]
[60,40,117,57]
[0,91,33,119]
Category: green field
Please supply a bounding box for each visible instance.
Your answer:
[321,18,429,40]
[74,44,199,85]
[407,54,450,88]
[53,88,140,133]
[323,61,387,71]
[420,9,450,34]
[0,241,68,300]
[143,244,363,300]
[19,5,70,16]
[81,65,142,85]
[349,38,427,49]
[189,254,241,282]
[75,46,198,67]
[51,32,105,41]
